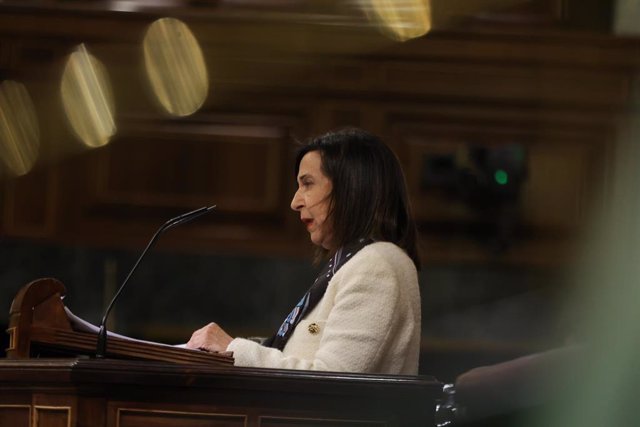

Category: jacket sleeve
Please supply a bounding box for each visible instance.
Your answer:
[227,249,406,372]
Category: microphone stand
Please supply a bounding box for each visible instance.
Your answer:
[95,205,216,359]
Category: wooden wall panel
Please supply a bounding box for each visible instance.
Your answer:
[32,394,77,427]
[95,130,284,214]
[382,61,632,106]
[0,405,30,427]
[522,141,601,229]
[403,136,475,224]
[35,115,305,255]
[33,406,71,427]
[0,3,637,263]
[399,133,605,230]
[2,167,58,238]
[0,39,11,77]
[117,408,246,427]
[260,416,387,426]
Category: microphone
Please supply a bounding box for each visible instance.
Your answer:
[95,205,216,358]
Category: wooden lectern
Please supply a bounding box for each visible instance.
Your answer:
[2,278,442,427]
[6,278,233,366]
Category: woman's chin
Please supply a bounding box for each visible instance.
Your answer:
[309,232,333,250]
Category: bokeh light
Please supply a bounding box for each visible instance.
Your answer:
[0,80,40,176]
[359,0,431,42]
[61,44,117,148]
[494,169,508,185]
[143,17,209,117]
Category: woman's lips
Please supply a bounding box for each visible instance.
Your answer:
[302,218,313,229]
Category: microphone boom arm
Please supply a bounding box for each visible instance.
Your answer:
[95,205,216,359]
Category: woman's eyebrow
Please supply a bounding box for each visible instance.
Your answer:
[297,173,311,182]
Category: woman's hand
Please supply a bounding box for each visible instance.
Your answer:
[186,322,233,353]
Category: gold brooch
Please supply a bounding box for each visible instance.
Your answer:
[308,323,320,334]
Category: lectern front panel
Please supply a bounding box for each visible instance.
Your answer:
[0,405,30,427]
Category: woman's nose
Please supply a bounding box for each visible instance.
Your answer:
[290,189,303,211]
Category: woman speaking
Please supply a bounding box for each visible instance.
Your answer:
[186,128,421,375]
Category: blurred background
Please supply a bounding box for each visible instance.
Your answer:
[0,0,638,383]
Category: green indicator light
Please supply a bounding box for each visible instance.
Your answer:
[495,169,508,185]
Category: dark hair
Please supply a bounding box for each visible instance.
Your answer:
[295,128,420,269]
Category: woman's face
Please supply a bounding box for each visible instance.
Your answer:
[291,151,334,250]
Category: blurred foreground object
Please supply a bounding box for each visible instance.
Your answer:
[0,80,40,177]
[443,346,581,426]
[61,44,117,148]
[143,17,209,117]
[439,94,640,427]
[614,0,640,35]
[534,96,640,426]
[358,0,529,41]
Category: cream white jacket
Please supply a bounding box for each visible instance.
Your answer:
[227,241,421,374]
